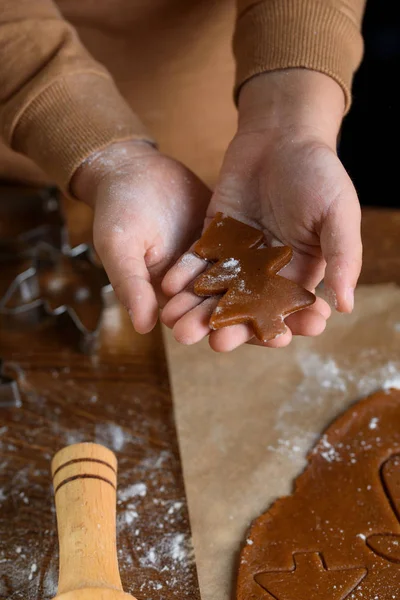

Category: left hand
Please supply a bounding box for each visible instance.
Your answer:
[161,70,362,352]
[71,141,211,334]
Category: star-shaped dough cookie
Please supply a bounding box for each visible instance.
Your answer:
[194,213,316,342]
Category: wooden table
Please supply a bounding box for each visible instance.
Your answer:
[0,196,201,600]
[0,203,398,600]
[359,208,400,285]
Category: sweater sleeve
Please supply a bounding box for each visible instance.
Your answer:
[233,0,367,111]
[0,0,154,192]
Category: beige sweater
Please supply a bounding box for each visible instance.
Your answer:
[0,0,366,190]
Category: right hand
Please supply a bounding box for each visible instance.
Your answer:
[71,141,211,334]
[161,70,361,352]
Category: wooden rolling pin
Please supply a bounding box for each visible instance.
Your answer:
[51,442,136,600]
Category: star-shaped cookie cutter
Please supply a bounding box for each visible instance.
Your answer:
[0,185,68,260]
[0,185,114,353]
[0,243,113,354]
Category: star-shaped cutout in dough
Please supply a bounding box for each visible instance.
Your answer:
[367,534,400,563]
[255,553,366,600]
[367,454,400,563]
[194,213,315,342]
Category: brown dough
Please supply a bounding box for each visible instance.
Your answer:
[193,213,315,342]
[237,388,400,600]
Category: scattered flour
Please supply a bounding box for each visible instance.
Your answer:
[167,501,183,515]
[138,533,194,569]
[202,257,241,287]
[221,258,240,270]
[383,375,400,390]
[316,435,341,463]
[237,279,251,294]
[170,533,191,562]
[124,510,139,525]
[118,482,147,502]
[2,311,397,599]
[144,547,157,565]
[369,417,379,430]
[1,414,195,599]
[64,430,87,445]
[28,563,37,581]
[268,351,400,466]
[95,422,126,452]
[299,353,347,392]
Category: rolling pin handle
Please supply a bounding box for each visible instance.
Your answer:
[52,443,123,596]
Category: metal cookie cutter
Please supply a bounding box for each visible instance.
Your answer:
[0,359,21,408]
[0,185,68,259]
[0,243,113,354]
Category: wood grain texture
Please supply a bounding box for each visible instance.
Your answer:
[0,196,398,600]
[0,194,200,600]
[51,443,136,600]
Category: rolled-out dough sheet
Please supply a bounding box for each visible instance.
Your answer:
[163,284,400,600]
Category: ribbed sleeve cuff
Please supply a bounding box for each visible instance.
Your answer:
[9,72,155,192]
[234,0,364,112]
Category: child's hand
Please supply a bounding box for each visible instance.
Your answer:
[161,70,362,352]
[72,141,211,333]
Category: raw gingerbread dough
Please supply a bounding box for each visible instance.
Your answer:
[237,388,400,600]
[164,283,400,600]
[194,213,315,342]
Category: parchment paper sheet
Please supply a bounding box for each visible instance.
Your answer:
[164,285,400,600]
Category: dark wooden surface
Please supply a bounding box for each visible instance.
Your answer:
[359,209,400,285]
[0,197,201,600]
[0,203,398,600]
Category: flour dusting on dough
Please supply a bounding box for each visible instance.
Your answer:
[316,435,342,463]
[383,375,400,390]
[269,352,400,466]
